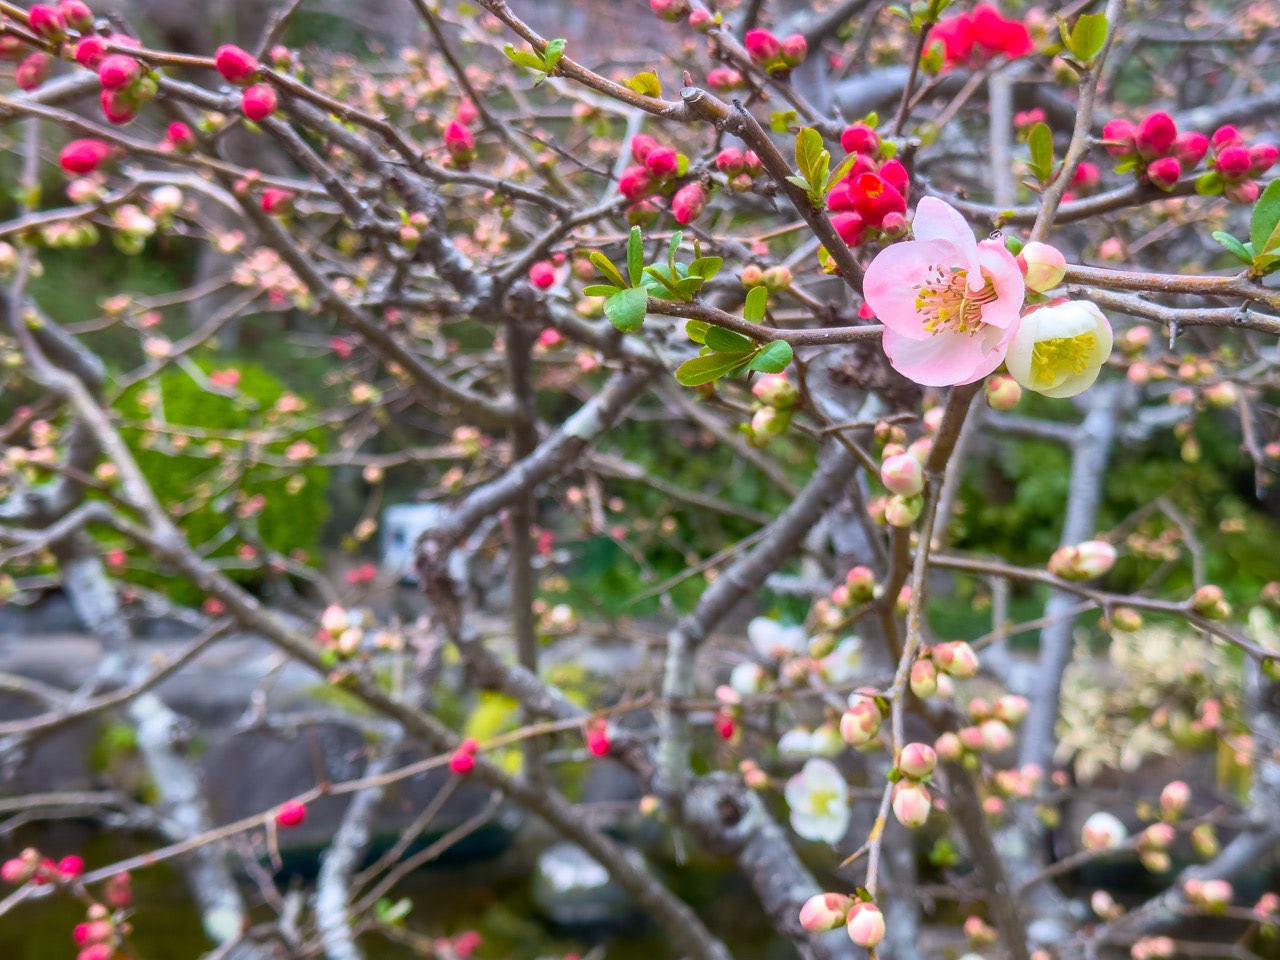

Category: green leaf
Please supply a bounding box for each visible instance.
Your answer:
[604,286,648,332]
[825,152,859,193]
[503,44,546,71]
[689,256,723,280]
[1212,231,1254,266]
[667,231,683,274]
[795,128,827,188]
[589,251,627,289]
[581,284,621,297]
[705,326,755,353]
[542,38,566,72]
[1027,122,1054,182]
[770,109,798,134]
[643,265,681,296]
[749,340,793,373]
[675,351,754,386]
[743,286,768,324]
[1250,179,1280,258]
[626,71,661,97]
[627,226,643,287]
[685,319,710,344]
[374,898,412,925]
[1067,13,1108,62]
[673,276,704,299]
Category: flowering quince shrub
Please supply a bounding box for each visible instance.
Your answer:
[0,0,1279,958]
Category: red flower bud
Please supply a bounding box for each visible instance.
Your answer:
[831,211,866,246]
[1135,112,1176,160]
[1101,118,1136,157]
[57,1,93,31]
[840,122,880,156]
[77,945,112,960]
[1215,144,1252,180]
[15,52,50,91]
[98,92,142,127]
[240,82,277,121]
[671,182,707,224]
[1145,156,1182,190]
[644,145,679,179]
[706,67,745,91]
[585,723,611,756]
[260,188,294,215]
[73,36,106,68]
[214,44,259,85]
[57,855,84,878]
[1071,161,1101,190]
[1224,178,1259,204]
[97,54,140,90]
[1211,124,1243,150]
[743,150,764,177]
[715,147,745,176]
[166,121,195,151]
[455,99,478,125]
[528,261,556,288]
[1171,131,1208,169]
[618,164,655,201]
[1250,143,1279,176]
[59,138,110,175]
[630,134,658,164]
[27,4,66,41]
[780,33,807,66]
[743,28,782,65]
[275,800,306,828]
[449,749,475,774]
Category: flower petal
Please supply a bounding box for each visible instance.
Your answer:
[883,327,1006,386]
[975,240,1026,329]
[912,197,980,281]
[864,239,957,341]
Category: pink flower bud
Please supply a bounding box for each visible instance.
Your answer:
[644,146,679,179]
[618,165,655,202]
[275,800,306,828]
[932,640,979,679]
[845,565,875,603]
[1102,118,1136,157]
[995,695,1030,725]
[840,697,882,747]
[799,892,852,932]
[1224,178,1260,204]
[27,4,66,41]
[77,946,113,960]
[215,44,259,84]
[706,67,745,91]
[840,123,880,156]
[741,264,764,287]
[1199,879,1233,912]
[97,54,140,90]
[525,261,555,289]
[749,406,790,442]
[1146,156,1182,191]
[780,33,808,66]
[1082,811,1127,851]
[165,121,195,152]
[743,28,782,66]
[879,158,909,195]
[1191,584,1231,620]
[898,742,937,778]
[910,659,938,698]
[762,265,792,291]
[260,188,294,216]
[880,452,924,496]
[980,719,1013,753]
[934,731,962,762]
[1211,124,1243,150]
[1140,822,1175,851]
[99,87,138,124]
[985,373,1022,410]
[965,916,997,946]
[752,373,798,409]
[671,182,707,225]
[585,723,611,757]
[689,8,713,31]
[58,1,93,31]
[241,82,277,121]
[1018,241,1067,293]
[1215,144,1252,180]
[15,52,50,91]
[1171,131,1208,168]
[1160,780,1190,817]
[57,855,84,878]
[649,0,690,22]
[1249,143,1278,176]
[1071,160,1101,190]
[892,781,933,828]
[1049,540,1116,580]
[1,858,31,884]
[74,36,106,68]
[449,749,475,774]
[715,147,745,176]
[831,212,866,246]
[1135,112,1177,160]
[630,134,658,164]
[59,139,110,175]
[846,902,885,948]
[884,494,923,527]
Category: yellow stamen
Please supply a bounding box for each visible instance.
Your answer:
[1031,332,1097,387]
[914,266,998,335]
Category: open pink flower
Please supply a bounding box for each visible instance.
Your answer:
[864,198,1025,386]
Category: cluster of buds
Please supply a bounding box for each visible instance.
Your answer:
[5,4,88,91]
[930,640,980,680]
[73,903,127,960]
[927,4,1034,72]
[1136,821,1176,873]
[799,894,885,949]
[743,28,807,75]
[828,143,910,249]
[87,36,153,125]
[740,262,791,291]
[743,373,798,446]
[715,147,765,192]
[619,134,709,225]
[870,430,931,527]
[1190,583,1232,620]
[1184,877,1233,914]
[829,564,876,613]
[1102,112,1212,193]
[1048,539,1117,581]
[315,604,379,660]
[1,847,83,885]
[964,916,997,948]
[891,743,936,828]
[1197,125,1278,204]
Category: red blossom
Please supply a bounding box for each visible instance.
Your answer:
[241,82,278,121]
[59,138,110,175]
[214,44,259,84]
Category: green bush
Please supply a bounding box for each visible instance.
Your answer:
[115,360,329,602]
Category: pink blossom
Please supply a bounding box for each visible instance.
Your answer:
[863,198,1025,386]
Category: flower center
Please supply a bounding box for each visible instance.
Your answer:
[1030,332,1097,386]
[914,266,998,335]
[810,786,839,816]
